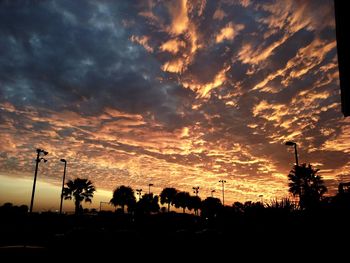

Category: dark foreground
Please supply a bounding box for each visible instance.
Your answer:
[0,210,349,261]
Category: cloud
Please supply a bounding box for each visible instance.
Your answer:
[215,22,244,43]
[0,0,347,206]
[160,38,186,54]
[213,8,226,20]
[182,65,231,98]
[130,35,154,53]
[167,0,189,35]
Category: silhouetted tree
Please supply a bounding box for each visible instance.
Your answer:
[288,163,327,210]
[174,191,191,213]
[243,201,265,217]
[332,182,350,209]
[266,198,297,212]
[63,178,96,215]
[188,195,202,216]
[160,187,178,212]
[0,203,28,215]
[0,203,13,215]
[1,202,13,209]
[18,204,29,214]
[110,185,136,213]
[127,198,137,214]
[201,197,222,219]
[135,193,159,214]
[232,201,244,214]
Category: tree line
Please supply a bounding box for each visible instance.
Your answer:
[59,163,350,216]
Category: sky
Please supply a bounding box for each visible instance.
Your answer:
[0,0,349,211]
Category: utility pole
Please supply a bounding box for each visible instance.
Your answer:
[148,183,154,194]
[29,148,48,213]
[192,186,199,196]
[59,159,67,214]
[219,180,226,206]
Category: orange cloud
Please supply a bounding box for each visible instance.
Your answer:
[239,34,289,67]
[167,0,189,35]
[183,65,230,98]
[160,38,186,54]
[130,35,153,52]
[161,58,186,73]
[238,0,251,7]
[253,38,337,92]
[213,8,226,20]
[216,22,244,43]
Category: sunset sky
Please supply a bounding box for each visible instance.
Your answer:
[0,0,349,211]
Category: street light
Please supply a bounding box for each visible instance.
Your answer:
[136,189,142,200]
[219,180,226,206]
[29,148,48,213]
[285,141,299,166]
[211,189,215,197]
[285,141,302,205]
[193,186,199,196]
[148,183,154,194]
[59,159,67,215]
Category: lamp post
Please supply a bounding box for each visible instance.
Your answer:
[59,159,67,215]
[211,189,215,197]
[136,189,142,200]
[285,141,301,205]
[29,148,48,213]
[193,186,199,196]
[219,180,226,206]
[148,183,153,194]
[285,141,299,166]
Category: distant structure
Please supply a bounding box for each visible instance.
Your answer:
[338,182,350,194]
[334,0,350,117]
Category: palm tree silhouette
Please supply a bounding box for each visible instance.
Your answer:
[62,178,96,215]
[160,187,178,212]
[135,193,160,214]
[174,191,191,213]
[288,163,327,210]
[188,195,201,216]
[110,185,136,213]
[201,197,222,219]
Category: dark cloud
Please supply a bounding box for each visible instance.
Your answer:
[0,0,187,125]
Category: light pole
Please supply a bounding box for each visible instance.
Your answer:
[192,186,200,216]
[211,189,215,197]
[285,141,301,205]
[148,183,153,194]
[219,180,226,206]
[136,189,142,200]
[59,159,67,215]
[193,186,199,196]
[285,141,299,166]
[29,148,48,213]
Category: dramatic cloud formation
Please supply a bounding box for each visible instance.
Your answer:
[0,0,348,208]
